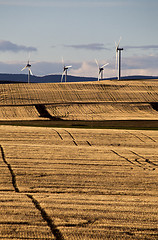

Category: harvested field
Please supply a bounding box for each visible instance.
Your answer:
[0,125,157,239]
[0,80,158,121]
[0,79,158,239]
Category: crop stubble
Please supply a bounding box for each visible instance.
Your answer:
[0,125,157,239]
[0,80,158,121]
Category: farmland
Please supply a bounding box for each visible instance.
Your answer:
[0,79,158,122]
[0,79,158,239]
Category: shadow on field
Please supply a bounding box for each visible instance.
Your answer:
[0,119,158,130]
[35,104,63,121]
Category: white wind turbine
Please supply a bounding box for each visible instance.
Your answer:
[95,59,109,81]
[61,57,72,82]
[21,56,33,83]
[115,37,123,80]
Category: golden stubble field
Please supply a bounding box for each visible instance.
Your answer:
[0,79,158,121]
[0,125,157,239]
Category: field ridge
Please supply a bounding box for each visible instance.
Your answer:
[0,80,158,123]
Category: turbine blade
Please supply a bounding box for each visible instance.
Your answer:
[29,68,33,75]
[21,66,27,71]
[117,36,122,49]
[101,63,109,68]
[61,72,64,82]
[66,65,72,68]
[118,36,122,45]
[95,59,99,67]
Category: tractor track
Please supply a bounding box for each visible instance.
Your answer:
[128,132,145,142]
[140,132,157,143]
[53,129,63,140]
[54,128,91,146]
[111,150,136,166]
[111,149,156,170]
[128,131,157,143]
[0,145,65,240]
[130,150,157,168]
[63,129,78,146]
[0,145,20,193]
[27,194,65,240]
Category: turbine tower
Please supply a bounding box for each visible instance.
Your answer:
[21,60,33,83]
[61,58,72,82]
[115,38,123,80]
[95,59,109,81]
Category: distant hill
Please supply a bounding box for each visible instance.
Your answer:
[0,73,157,84]
[0,74,97,84]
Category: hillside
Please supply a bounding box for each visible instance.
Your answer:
[0,79,158,123]
[0,73,158,84]
[0,73,97,83]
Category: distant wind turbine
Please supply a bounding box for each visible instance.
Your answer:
[95,59,109,81]
[61,57,72,82]
[115,37,123,80]
[21,57,33,83]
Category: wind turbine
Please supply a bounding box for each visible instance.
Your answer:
[115,37,123,80]
[21,59,33,83]
[95,59,109,81]
[61,58,72,82]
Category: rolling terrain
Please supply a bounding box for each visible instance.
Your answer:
[0,79,158,239]
[0,79,158,124]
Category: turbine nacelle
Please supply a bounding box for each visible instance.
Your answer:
[116,47,123,52]
[64,65,72,71]
[26,61,31,68]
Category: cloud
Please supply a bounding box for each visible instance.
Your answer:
[70,61,112,78]
[123,55,158,70]
[0,40,37,53]
[0,61,70,75]
[64,43,109,51]
[124,45,158,50]
[0,54,158,78]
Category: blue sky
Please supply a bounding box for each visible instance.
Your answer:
[0,0,158,78]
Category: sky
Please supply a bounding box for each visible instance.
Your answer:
[0,0,158,78]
